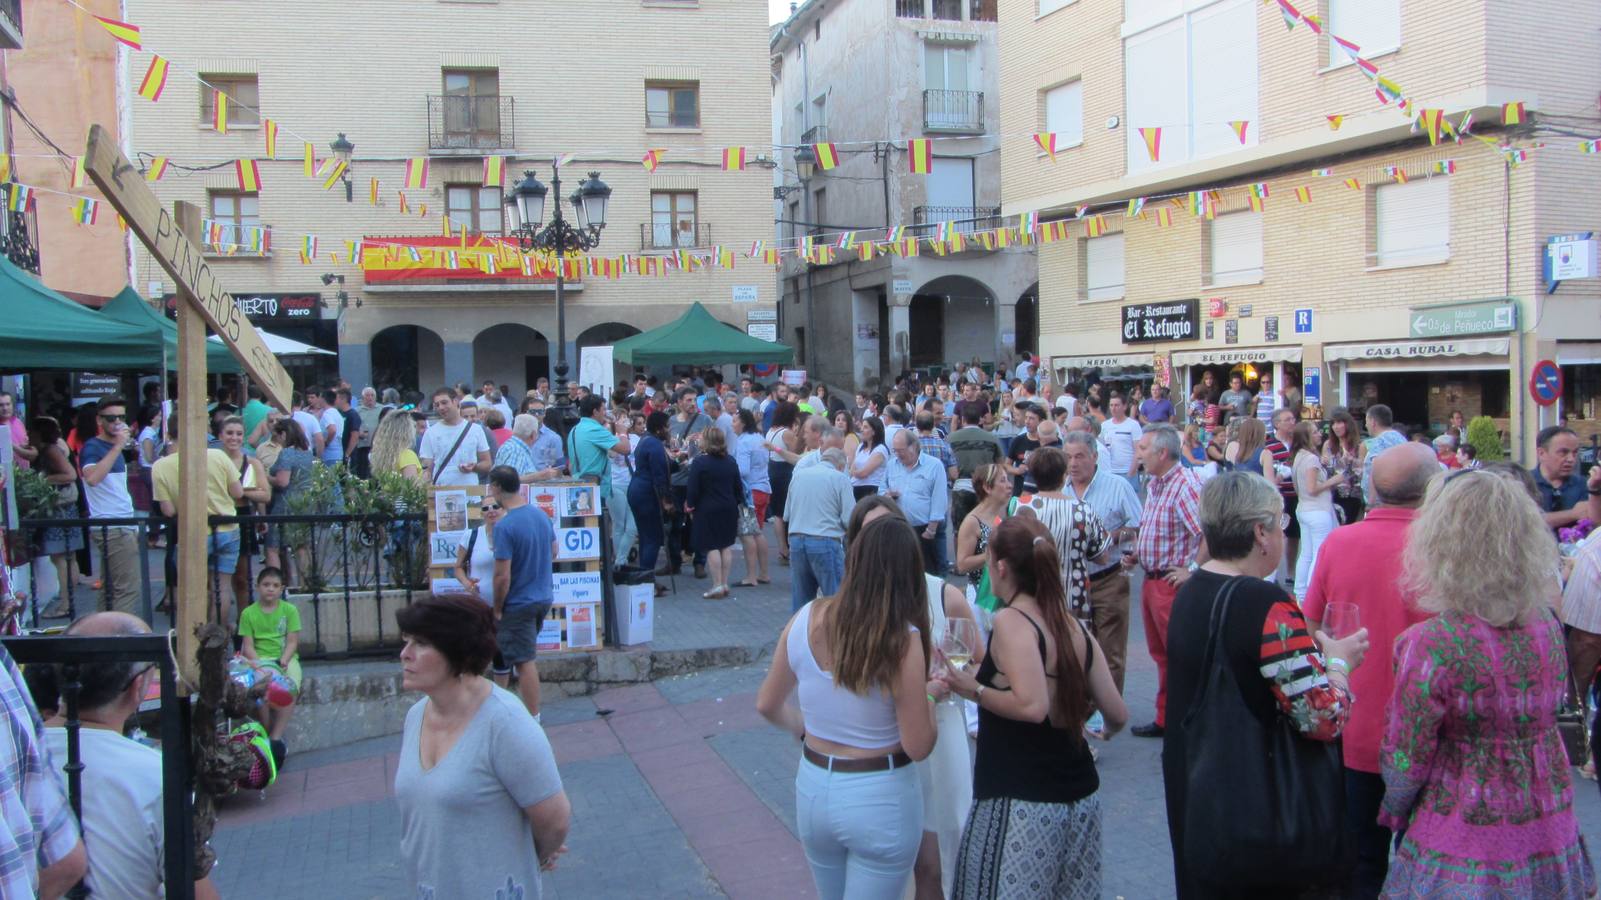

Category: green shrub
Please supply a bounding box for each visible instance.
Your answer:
[1465,416,1505,462]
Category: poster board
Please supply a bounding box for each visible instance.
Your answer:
[425,480,608,654]
[578,345,614,397]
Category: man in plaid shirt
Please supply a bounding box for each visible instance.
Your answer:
[915,411,959,574]
[0,640,86,898]
[1124,424,1204,738]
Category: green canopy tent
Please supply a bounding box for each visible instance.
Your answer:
[0,257,162,371]
[99,286,242,373]
[610,302,793,366]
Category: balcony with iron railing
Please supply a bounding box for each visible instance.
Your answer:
[0,0,21,49]
[641,222,713,251]
[911,205,1002,238]
[427,94,515,151]
[202,223,273,258]
[2,203,39,275]
[923,89,984,133]
[801,124,830,145]
[896,0,964,18]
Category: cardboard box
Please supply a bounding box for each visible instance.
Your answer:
[616,583,654,645]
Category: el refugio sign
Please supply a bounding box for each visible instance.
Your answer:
[1122,299,1200,344]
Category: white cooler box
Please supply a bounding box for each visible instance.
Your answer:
[616,582,654,645]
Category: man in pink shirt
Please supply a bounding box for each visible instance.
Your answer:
[0,392,35,469]
[1303,441,1439,898]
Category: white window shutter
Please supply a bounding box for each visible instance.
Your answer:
[1328,0,1401,60]
[1210,211,1263,286]
[1044,81,1083,145]
[1086,233,1126,301]
[1375,178,1450,266]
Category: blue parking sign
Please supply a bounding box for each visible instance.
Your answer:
[1293,308,1313,334]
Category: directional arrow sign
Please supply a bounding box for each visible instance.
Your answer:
[1529,359,1562,407]
[82,124,293,410]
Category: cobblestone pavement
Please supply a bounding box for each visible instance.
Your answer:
[210,567,1601,900]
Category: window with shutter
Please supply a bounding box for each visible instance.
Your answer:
[1085,233,1125,301]
[1042,81,1083,145]
[1327,0,1400,67]
[1375,178,1450,267]
[1208,211,1263,286]
[1123,0,1256,173]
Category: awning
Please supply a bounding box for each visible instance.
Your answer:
[1557,342,1601,365]
[1324,337,1509,362]
[1170,346,1304,367]
[209,328,335,357]
[1052,353,1155,371]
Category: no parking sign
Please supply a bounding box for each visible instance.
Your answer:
[1529,359,1562,407]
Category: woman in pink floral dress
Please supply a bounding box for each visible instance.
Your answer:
[1381,468,1596,898]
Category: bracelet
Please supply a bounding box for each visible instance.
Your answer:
[1325,657,1350,673]
[927,693,937,704]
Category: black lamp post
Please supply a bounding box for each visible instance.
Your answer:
[504,163,612,432]
[330,133,354,203]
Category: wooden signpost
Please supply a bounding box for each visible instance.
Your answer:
[82,124,294,685]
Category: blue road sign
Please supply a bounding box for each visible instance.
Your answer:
[1293,308,1313,334]
[1530,359,1561,407]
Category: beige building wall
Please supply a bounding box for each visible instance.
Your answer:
[1001,0,1601,459]
[8,0,128,301]
[123,0,774,395]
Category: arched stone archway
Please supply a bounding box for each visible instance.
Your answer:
[370,324,445,394]
[1015,284,1039,359]
[575,321,641,350]
[471,323,549,399]
[908,275,996,371]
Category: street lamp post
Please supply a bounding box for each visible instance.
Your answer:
[504,163,612,432]
[330,133,354,203]
[793,146,818,378]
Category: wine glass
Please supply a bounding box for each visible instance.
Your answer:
[1323,602,1360,640]
[941,619,982,699]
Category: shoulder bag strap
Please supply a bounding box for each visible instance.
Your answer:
[1189,576,1243,711]
[465,526,479,559]
[431,424,474,485]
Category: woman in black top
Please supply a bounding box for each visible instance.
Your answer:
[686,426,744,599]
[940,515,1127,899]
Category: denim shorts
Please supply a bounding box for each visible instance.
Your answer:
[496,602,551,667]
[208,530,241,575]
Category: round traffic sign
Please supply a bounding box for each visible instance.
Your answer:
[1529,359,1562,407]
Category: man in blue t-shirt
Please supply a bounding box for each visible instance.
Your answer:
[78,397,142,616]
[489,465,556,719]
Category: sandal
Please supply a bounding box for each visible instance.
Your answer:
[736,580,759,588]
[702,586,730,599]
[757,577,771,585]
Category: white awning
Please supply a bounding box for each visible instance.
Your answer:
[1558,342,1601,365]
[1169,346,1304,367]
[210,328,336,357]
[1324,337,1508,362]
[1052,353,1155,370]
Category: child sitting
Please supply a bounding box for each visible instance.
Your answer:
[238,566,302,740]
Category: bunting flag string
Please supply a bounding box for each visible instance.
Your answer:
[721,147,746,171]
[396,191,409,214]
[1502,101,1525,125]
[1034,133,1059,161]
[1229,120,1250,144]
[483,156,503,187]
[403,157,428,189]
[264,120,278,159]
[235,159,261,191]
[907,139,932,174]
[303,143,315,177]
[137,55,168,102]
[145,157,167,182]
[1326,114,1344,130]
[212,91,228,134]
[91,15,141,50]
[813,143,839,170]
[369,178,380,205]
[641,149,664,173]
[70,197,98,225]
[1139,127,1162,162]
[1295,185,1312,203]
[320,160,347,191]
[69,156,86,189]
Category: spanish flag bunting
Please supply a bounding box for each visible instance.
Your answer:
[483,156,503,187]
[213,91,228,133]
[1383,165,1407,183]
[301,235,318,258]
[1040,221,1070,243]
[235,159,261,191]
[1302,13,1323,34]
[929,241,948,257]
[1247,194,1264,213]
[460,225,469,249]
[303,143,315,177]
[899,237,919,256]
[718,247,735,269]
[1582,140,1601,154]
[297,250,311,265]
[404,158,429,189]
[321,160,347,190]
[1033,133,1058,161]
[71,197,98,225]
[0,155,10,184]
[1127,197,1146,218]
[369,178,380,205]
[419,203,428,218]
[70,156,86,189]
[855,243,874,262]
[1326,114,1344,131]
[907,139,932,174]
[441,214,452,237]
[642,149,664,173]
[397,191,410,214]
[1228,120,1249,144]
[813,143,839,171]
[1433,160,1457,175]
[763,248,782,265]
[115,213,126,232]
[263,119,278,158]
[137,55,169,102]
[1139,127,1162,162]
[1295,185,1313,204]
[949,231,966,252]
[92,15,141,49]
[1154,207,1173,228]
[721,147,747,171]
[1343,177,1362,190]
[1502,101,1525,125]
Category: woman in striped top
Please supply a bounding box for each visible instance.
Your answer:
[1159,471,1371,898]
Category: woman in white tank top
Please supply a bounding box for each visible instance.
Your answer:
[757,514,938,900]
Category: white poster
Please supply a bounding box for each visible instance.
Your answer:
[555,526,602,561]
[433,490,469,533]
[564,602,600,649]
[555,571,604,605]
[579,345,614,397]
[430,531,466,566]
[430,577,466,596]
[781,369,807,386]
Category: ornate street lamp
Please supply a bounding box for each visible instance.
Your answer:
[330,132,355,202]
[504,164,612,431]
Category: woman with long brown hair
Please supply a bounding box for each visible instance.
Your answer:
[1226,415,1272,480]
[1321,407,1365,524]
[941,515,1127,899]
[756,514,937,899]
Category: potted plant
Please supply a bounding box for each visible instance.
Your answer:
[1465,416,1505,462]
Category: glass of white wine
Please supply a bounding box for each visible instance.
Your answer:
[941,618,982,698]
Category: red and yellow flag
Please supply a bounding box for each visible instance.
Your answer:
[397,191,410,214]
[1154,207,1173,228]
[263,119,278,159]
[1343,177,1362,190]
[137,55,168,102]
[1247,194,1264,213]
[1139,127,1162,162]
[1085,216,1106,238]
[1228,120,1250,144]
[70,156,86,189]
[1033,133,1058,161]
[369,178,380,206]
[907,139,932,174]
[303,142,315,177]
[1326,114,1344,131]
[1419,109,1444,146]
[145,157,168,182]
[722,147,746,171]
[92,15,141,50]
[1502,101,1524,125]
[212,91,229,134]
[321,160,347,191]
[483,156,503,187]
[235,159,261,192]
[642,148,664,172]
[1295,185,1312,204]
[404,158,429,189]
[813,143,839,171]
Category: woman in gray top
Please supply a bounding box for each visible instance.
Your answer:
[394,594,570,899]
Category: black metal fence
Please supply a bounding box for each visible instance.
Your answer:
[923,89,985,132]
[13,512,428,660]
[427,94,515,150]
[4,633,194,900]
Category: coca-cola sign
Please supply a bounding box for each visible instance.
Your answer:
[170,292,323,322]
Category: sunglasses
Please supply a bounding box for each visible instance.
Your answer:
[99,413,126,422]
[481,503,502,512]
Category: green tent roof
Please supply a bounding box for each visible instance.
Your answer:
[99,286,242,373]
[0,257,160,371]
[611,302,793,366]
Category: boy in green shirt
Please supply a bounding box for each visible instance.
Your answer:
[239,567,302,739]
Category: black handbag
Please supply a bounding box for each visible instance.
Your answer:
[1181,577,1347,888]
